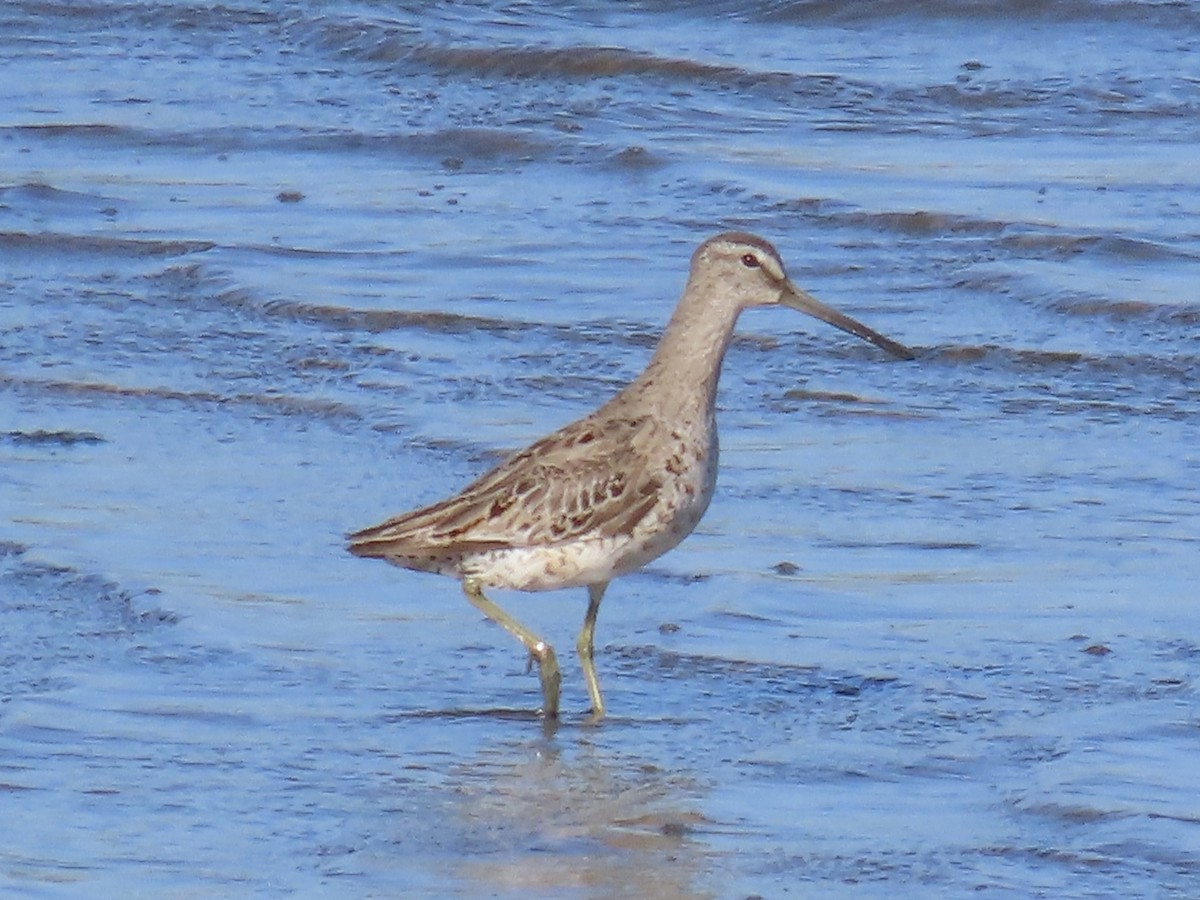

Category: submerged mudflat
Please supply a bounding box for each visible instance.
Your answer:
[2,1,1198,895]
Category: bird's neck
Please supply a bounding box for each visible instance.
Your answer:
[629,279,744,421]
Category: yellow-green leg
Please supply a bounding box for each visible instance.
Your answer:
[577,582,609,721]
[463,578,561,719]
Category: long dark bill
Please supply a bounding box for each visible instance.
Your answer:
[781,282,915,360]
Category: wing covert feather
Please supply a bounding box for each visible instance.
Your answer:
[348,413,666,556]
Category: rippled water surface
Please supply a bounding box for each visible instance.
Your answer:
[3,0,1199,896]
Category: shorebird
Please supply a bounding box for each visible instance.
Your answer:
[349,232,913,721]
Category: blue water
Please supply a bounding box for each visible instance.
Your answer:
[2,0,1198,896]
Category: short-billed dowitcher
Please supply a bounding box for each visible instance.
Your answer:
[349,232,913,721]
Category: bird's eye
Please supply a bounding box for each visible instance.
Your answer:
[740,253,760,268]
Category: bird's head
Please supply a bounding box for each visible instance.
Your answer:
[691,232,915,360]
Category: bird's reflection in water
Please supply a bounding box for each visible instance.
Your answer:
[445,732,715,897]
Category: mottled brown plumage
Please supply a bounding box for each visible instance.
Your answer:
[349,231,913,721]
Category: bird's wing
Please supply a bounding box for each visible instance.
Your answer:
[348,413,666,557]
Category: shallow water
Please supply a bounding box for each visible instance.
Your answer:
[2,0,1199,896]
